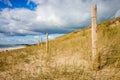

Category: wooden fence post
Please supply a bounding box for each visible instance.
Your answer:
[40,36,42,47]
[46,33,49,53]
[91,4,100,70]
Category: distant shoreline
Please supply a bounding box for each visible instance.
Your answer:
[0,44,27,53]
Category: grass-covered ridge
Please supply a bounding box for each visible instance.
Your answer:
[0,17,120,80]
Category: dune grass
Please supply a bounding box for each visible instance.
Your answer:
[0,17,120,80]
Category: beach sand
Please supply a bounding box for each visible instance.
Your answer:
[0,45,26,53]
[0,49,10,53]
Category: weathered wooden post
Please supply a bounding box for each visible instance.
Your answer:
[40,36,42,47]
[91,4,100,70]
[46,33,49,53]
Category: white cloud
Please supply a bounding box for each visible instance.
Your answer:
[0,0,12,6]
[48,35,57,40]
[0,34,63,44]
[35,5,66,26]
[0,0,120,36]
[0,8,38,35]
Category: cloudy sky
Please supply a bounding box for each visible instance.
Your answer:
[0,0,120,44]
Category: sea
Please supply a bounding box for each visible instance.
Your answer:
[0,44,26,50]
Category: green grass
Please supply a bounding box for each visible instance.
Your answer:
[0,17,120,80]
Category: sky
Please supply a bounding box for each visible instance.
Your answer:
[0,0,120,44]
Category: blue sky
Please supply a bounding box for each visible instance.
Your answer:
[0,0,120,44]
[0,0,37,10]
